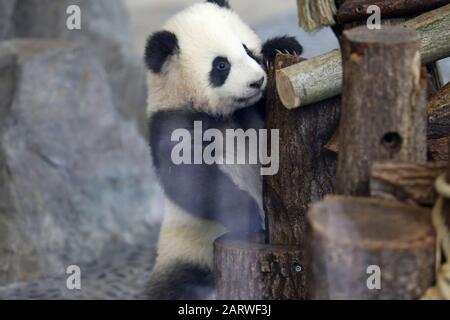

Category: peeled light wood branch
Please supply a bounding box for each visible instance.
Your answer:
[371,161,448,206]
[277,4,450,109]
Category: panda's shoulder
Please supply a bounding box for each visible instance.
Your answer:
[150,109,210,131]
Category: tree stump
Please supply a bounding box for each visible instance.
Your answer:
[337,26,428,196]
[215,54,340,299]
[307,196,435,300]
[214,235,305,300]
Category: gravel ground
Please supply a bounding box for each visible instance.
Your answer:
[0,226,159,300]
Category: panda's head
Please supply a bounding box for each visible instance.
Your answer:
[145,0,267,116]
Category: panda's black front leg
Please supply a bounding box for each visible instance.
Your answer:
[261,36,303,65]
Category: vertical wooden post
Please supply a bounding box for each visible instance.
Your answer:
[337,26,428,196]
[265,56,340,245]
[214,54,340,300]
[214,236,304,300]
[444,140,450,252]
[307,26,436,300]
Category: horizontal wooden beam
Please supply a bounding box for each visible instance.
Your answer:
[276,4,450,109]
[371,161,448,206]
[337,0,450,23]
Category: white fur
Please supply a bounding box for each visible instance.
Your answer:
[148,2,266,278]
[153,198,228,270]
[147,2,267,117]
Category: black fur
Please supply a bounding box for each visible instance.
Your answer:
[149,108,263,236]
[206,0,230,9]
[209,57,231,87]
[147,262,214,300]
[144,31,179,73]
[243,44,261,64]
[262,36,303,65]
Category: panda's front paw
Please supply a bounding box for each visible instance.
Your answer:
[262,36,303,64]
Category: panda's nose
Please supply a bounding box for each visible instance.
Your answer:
[249,77,264,89]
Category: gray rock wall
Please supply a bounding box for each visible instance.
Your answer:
[0,40,160,285]
[1,0,148,136]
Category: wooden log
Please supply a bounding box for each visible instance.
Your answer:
[337,0,450,23]
[428,82,450,140]
[326,134,449,162]
[428,136,450,162]
[276,4,450,109]
[370,161,448,206]
[214,235,305,299]
[264,54,340,245]
[326,81,450,156]
[215,54,339,300]
[337,26,427,196]
[404,6,450,63]
[307,196,435,300]
[444,137,450,232]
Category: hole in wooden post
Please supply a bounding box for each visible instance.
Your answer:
[381,132,403,152]
[355,6,364,13]
[292,263,303,273]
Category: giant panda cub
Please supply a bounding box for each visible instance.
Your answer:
[144,0,303,300]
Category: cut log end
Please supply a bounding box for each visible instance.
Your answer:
[308,196,435,299]
[275,68,301,109]
[309,196,434,247]
[344,26,420,45]
[214,234,306,300]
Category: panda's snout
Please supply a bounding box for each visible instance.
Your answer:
[249,77,265,89]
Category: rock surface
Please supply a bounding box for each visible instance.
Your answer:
[0,39,161,286]
[0,0,16,39]
[0,0,148,136]
[0,229,158,300]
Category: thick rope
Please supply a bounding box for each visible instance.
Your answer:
[421,173,450,300]
[297,0,337,32]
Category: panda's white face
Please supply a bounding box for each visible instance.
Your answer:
[202,40,267,113]
[145,2,267,116]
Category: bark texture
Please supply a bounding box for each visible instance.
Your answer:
[337,0,450,23]
[370,161,448,206]
[214,235,305,300]
[428,82,450,140]
[337,26,427,196]
[265,54,340,245]
[307,196,435,300]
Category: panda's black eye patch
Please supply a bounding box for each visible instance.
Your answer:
[215,58,230,71]
[243,44,260,63]
[210,57,231,87]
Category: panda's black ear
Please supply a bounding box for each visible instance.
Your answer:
[206,0,231,9]
[144,31,179,73]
